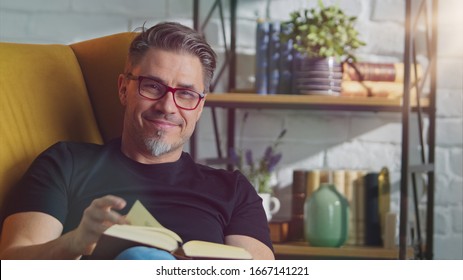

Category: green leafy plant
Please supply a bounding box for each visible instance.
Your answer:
[280,0,365,61]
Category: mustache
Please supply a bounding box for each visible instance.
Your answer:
[142,112,183,126]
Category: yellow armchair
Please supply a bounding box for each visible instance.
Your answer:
[0,32,135,208]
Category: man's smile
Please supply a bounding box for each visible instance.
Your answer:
[143,115,182,130]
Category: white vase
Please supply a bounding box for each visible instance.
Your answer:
[258,193,281,221]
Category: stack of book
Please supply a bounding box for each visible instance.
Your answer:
[287,168,395,248]
[255,19,293,95]
[340,62,423,99]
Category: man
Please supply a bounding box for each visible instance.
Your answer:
[0,22,274,260]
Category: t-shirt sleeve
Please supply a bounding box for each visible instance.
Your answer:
[224,171,273,251]
[1,142,73,226]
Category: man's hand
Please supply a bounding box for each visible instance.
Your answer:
[71,195,128,256]
[0,195,129,259]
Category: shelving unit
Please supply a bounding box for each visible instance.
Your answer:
[204,93,430,260]
[193,0,437,259]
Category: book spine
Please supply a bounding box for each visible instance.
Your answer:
[255,19,269,95]
[378,167,391,242]
[267,21,280,95]
[341,80,417,99]
[333,169,346,197]
[364,172,383,246]
[344,170,359,245]
[268,221,289,243]
[356,171,366,245]
[277,22,293,94]
[343,62,397,82]
[342,62,423,83]
[306,169,321,196]
[383,212,397,249]
[288,169,307,241]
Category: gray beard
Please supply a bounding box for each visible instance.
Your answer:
[143,129,187,157]
[144,136,172,157]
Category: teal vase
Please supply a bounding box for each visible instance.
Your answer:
[304,183,349,247]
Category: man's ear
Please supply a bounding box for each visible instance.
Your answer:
[118,74,127,106]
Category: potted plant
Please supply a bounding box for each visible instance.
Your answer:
[228,112,286,193]
[280,1,365,95]
[229,128,286,194]
[229,119,286,221]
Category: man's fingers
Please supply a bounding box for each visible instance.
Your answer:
[92,195,127,211]
[84,195,128,226]
[105,209,128,225]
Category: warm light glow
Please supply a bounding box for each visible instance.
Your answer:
[439,0,463,56]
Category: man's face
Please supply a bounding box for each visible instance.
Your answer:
[118,48,205,160]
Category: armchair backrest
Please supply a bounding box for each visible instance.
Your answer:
[0,32,135,208]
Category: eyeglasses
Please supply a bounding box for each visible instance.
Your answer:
[126,73,205,110]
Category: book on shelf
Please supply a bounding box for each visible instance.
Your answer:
[255,19,297,95]
[364,172,383,246]
[90,200,252,260]
[324,169,368,246]
[383,212,397,249]
[255,19,270,94]
[269,220,290,243]
[288,169,307,241]
[345,168,393,247]
[341,80,417,99]
[267,21,280,95]
[287,168,395,247]
[307,169,326,196]
[333,169,346,197]
[342,62,423,83]
[344,170,359,246]
[378,167,391,243]
[355,170,367,246]
[277,22,294,94]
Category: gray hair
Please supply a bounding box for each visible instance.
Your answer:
[127,22,217,93]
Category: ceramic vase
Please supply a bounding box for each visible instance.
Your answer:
[293,56,342,96]
[304,183,349,247]
[258,193,281,221]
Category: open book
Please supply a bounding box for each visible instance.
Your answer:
[90,200,252,260]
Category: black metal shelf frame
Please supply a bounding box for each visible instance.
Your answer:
[399,0,437,260]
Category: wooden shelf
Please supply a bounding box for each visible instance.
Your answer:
[205,93,430,112]
[273,242,415,259]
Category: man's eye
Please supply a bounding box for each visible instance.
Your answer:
[143,82,162,92]
[177,90,197,99]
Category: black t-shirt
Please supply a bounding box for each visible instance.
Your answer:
[2,139,272,250]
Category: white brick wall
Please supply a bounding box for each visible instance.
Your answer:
[0,0,461,259]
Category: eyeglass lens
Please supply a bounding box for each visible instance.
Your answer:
[139,78,201,109]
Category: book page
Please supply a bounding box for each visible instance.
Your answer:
[126,200,163,227]
[126,200,182,243]
[104,224,179,252]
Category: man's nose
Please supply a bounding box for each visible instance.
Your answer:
[153,91,177,113]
